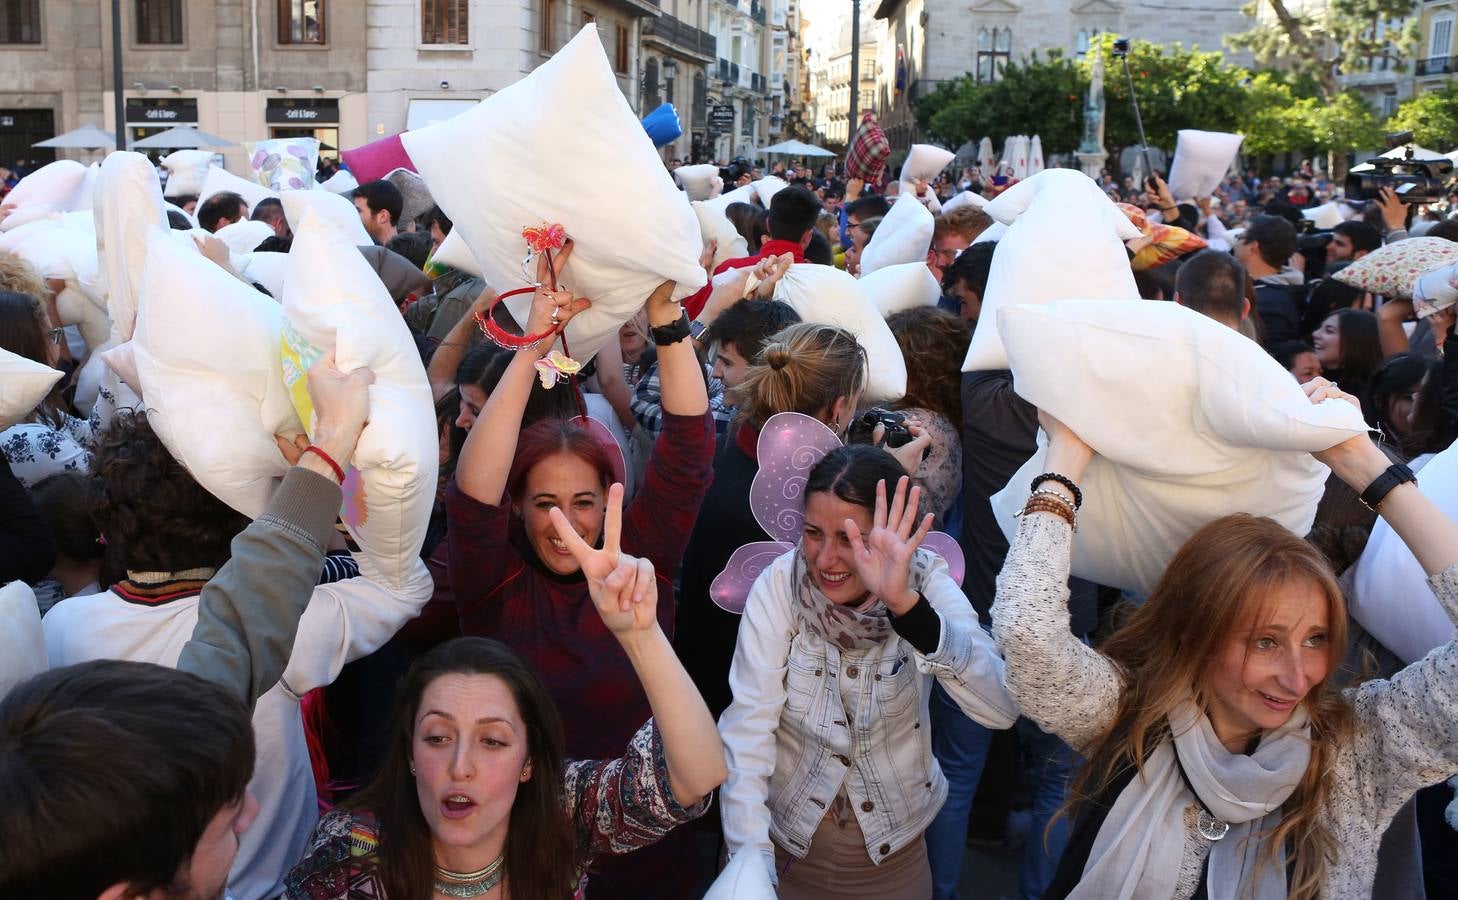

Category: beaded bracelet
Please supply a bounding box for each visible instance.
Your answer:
[1031,473,1083,509]
[1018,494,1076,530]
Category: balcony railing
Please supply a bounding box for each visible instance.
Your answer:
[641,14,716,59]
[1415,56,1457,76]
[751,1,767,24]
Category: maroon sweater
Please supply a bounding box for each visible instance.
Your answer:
[447,411,715,759]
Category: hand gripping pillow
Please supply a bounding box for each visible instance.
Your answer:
[215,219,278,255]
[280,211,438,590]
[130,226,301,516]
[859,261,941,317]
[770,263,906,402]
[675,164,723,201]
[340,134,416,184]
[1333,237,1458,300]
[0,580,45,697]
[245,137,320,191]
[692,183,756,268]
[160,150,217,198]
[1167,130,1244,202]
[94,152,168,344]
[281,188,372,246]
[0,346,63,427]
[989,300,1369,593]
[401,25,706,363]
[751,176,787,208]
[859,193,934,277]
[1347,442,1458,663]
[199,165,279,217]
[965,169,1141,371]
[1,160,88,217]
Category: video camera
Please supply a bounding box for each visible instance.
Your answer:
[1345,132,1454,205]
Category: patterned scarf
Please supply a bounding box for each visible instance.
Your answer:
[790,548,934,651]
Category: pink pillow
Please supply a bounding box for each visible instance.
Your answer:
[340,135,416,184]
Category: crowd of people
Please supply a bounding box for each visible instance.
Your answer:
[2,120,1458,900]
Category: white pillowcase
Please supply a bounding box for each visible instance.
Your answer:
[281,210,438,590]
[430,228,483,278]
[199,165,279,216]
[0,580,45,698]
[989,299,1369,593]
[1,160,88,215]
[281,188,372,246]
[215,219,277,255]
[160,150,218,198]
[900,144,955,185]
[675,164,723,201]
[0,346,63,428]
[859,193,933,277]
[239,251,290,299]
[401,25,707,363]
[704,850,775,900]
[770,263,907,402]
[94,152,169,344]
[131,226,301,517]
[318,170,360,194]
[1167,130,1244,202]
[1348,443,1458,663]
[693,184,756,268]
[964,169,1140,371]
[751,176,787,208]
[859,261,941,317]
[941,190,988,215]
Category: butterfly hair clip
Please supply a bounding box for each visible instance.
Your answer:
[534,350,582,390]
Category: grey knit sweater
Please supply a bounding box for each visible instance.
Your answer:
[991,512,1458,899]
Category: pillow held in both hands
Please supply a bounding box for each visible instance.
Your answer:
[770,263,906,402]
[859,193,934,277]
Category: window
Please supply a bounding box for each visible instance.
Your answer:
[1381,93,1399,117]
[1433,15,1454,60]
[541,0,556,52]
[421,0,468,45]
[616,23,630,74]
[136,0,183,45]
[278,0,324,44]
[642,57,660,110]
[976,27,1011,81]
[0,0,41,44]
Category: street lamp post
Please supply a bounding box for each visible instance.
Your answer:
[112,0,126,150]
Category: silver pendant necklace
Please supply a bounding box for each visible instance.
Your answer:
[434,854,504,898]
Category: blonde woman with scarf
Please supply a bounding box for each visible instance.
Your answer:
[718,443,1019,899]
[993,376,1458,900]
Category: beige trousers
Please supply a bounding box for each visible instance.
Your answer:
[772,810,933,900]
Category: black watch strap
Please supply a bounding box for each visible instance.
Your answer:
[650,310,692,346]
[1359,463,1416,511]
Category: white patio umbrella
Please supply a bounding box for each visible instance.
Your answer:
[1028,135,1045,175]
[998,136,1016,175]
[1012,135,1031,180]
[977,137,996,172]
[131,126,235,149]
[33,125,117,150]
[757,139,836,157]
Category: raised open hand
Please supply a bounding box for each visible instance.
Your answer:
[548,483,660,634]
[843,476,933,615]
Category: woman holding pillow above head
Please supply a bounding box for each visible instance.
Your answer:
[991,378,1458,900]
[447,242,715,898]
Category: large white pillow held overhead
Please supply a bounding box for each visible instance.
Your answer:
[859,193,934,277]
[401,25,707,363]
[198,165,279,216]
[94,152,168,344]
[771,263,907,402]
[989,299,1369,593]
[692,183,756,268]
[281,188,372,246]
[965,169,1140,371]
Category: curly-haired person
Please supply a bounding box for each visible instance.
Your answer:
[885,306,969,529]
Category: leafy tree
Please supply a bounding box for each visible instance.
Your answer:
[1387,83,1458,148]
[1309,90,1386,154]
[916,53,1085,155]
[1235,72,1313,156]
[1093,36,1249,152]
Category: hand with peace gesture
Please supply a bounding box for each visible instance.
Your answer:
[843,476,934,616]
[547,483,660,635]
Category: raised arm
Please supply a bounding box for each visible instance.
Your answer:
[646,280,709,417]
[425,284,495,403]
[454,243,588,503]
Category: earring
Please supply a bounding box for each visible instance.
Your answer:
[410,764,417,776]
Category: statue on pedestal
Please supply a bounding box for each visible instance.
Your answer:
[1077,40,1108,178]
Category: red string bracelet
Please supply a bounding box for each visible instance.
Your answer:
[302,445,345,483]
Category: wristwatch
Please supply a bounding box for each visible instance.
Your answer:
[1359,463,1416,512]
[650,310,692,346]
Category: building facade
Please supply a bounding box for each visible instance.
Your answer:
[1414,0,1457,96]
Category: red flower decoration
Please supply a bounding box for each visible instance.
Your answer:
[522,223,566,254]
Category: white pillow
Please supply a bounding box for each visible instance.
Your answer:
[751,175,787,208]
[1348,442,1458,663]
[941,190,988,216]
[401,25,707,364]
[972,221,1007,245]
[132,226,301,517]
[989,299,1369,593]
[0,580,45,698]
[0,346,63,428]
[281,188,372,246]
[430,227,483,279]
[245,137,321,191]
[1302,201,1347,230]
[1,160,88,213]
[280,210,438,590]
[1166,130,1243,202]
[94,152,168,344]
[770,263,906,402]
[215,219,277,255]
[692,184,756,268]
[160,150,218,198]
[859,193,933,277]
[0,217,58,252]
[965,169,1140,372]
[0,204,57,232]
[704,850,775,900]
[239,251,290,299]
[10,225,93,281]
[675,164,723,201]
[318,170,360,194]
[900,144,955,185]
[68,163,100,212]
[164,201,198,229]
[198,165,278,216]
[859,261,941,317]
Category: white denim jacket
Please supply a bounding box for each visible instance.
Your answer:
[718,548,1020,878]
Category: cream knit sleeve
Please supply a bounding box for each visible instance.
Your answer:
[990,512,1122,751]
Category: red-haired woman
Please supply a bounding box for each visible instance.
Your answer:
[448,242,714,759]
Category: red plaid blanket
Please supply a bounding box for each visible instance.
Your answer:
[845,111,890,184]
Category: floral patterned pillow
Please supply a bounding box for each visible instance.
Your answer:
[245,137,320,191]
[1333,236,1458,299]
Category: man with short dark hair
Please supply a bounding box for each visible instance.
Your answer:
[1234,214,1304,346]
[1329,220,1382,265]
[682,185,823,318]
[351,179,404,244]
[197,191,249,233]
[1174,248,1250,330]
[703,298,801,389]
[941,240,995,327]
[250,196,290,240]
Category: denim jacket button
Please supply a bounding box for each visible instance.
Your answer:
[879,843,891,856]
[846,665,859,678]
[834,754,851,765]
[874,673,882,681]
[861,801,874,812]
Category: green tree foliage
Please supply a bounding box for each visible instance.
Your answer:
[1387,84,1458,148]
[917,52,1085,155]
[1229,0,1419,99]
[1095,36,1249,150]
